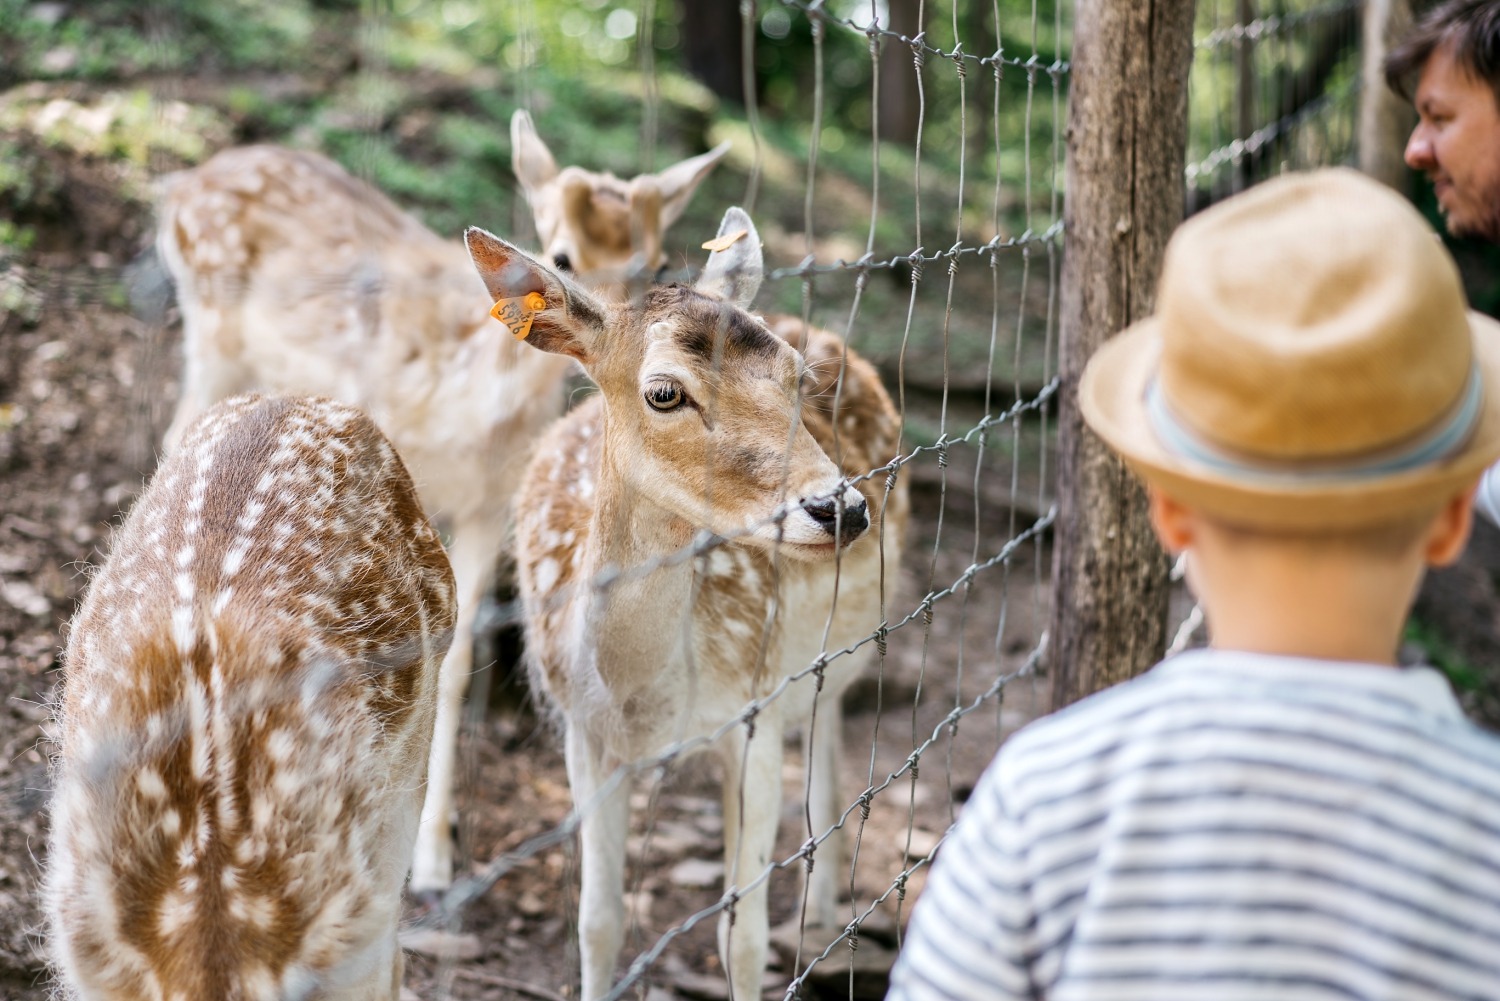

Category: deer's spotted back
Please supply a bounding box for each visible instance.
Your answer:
[48,394,455,1001]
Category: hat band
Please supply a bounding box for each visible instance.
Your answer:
[1145,365,1485,486]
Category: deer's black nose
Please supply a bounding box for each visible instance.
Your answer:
[552,252,573,273]
[802,494,868,540]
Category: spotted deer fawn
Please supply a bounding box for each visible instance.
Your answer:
[156,121,728,894]
[466,208,908,1000]
[46,394,456,1000]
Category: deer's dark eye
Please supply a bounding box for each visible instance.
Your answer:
[645,383,685,412]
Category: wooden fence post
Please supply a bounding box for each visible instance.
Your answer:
[1361,0,1415,190]
[1049,0,1196,710]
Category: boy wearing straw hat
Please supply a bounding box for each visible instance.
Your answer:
[886,169,1500,1000]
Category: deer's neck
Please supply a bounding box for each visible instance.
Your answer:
[580,441,699,674]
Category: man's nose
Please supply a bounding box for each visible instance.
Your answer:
[1405,127,1436,170]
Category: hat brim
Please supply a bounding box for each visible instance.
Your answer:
[1079,311,1500,530]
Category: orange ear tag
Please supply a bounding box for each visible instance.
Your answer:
[490,292,548,340]
[701,229,749,253]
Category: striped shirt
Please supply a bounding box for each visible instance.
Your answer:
[887,650,1500,1001]
[1478,462,1500,528]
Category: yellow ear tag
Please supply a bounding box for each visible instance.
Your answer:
[490,291,548,340]
[701,229,749,253]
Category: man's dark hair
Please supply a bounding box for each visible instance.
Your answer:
[1385,0,1500,105]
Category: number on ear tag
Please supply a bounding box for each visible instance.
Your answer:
[490,292,548,340]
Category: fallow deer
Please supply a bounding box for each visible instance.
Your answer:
[46,394,457,1000]
[466,208,908,1000]
[512,109,732,291]
[155,123,728,893]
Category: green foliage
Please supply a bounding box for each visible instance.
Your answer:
[0,218,35,252]
[0,88,229,168]
[0,0,1068,383]
[1405,618,1486,695]
[1186,1,1362,201]
[0,0,330,83]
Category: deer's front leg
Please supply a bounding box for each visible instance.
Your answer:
[567,723,630,1001]
[410,517,503,894]
[718,720,784,1001]
[804,688,846,930]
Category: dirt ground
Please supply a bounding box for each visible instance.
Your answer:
[0,140,1061,999]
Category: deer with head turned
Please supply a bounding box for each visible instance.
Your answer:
[155,123,728,894]
[466,208,908,1000]
[512,109,732,289]
[46,394,456,1000]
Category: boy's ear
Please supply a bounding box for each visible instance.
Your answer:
[511,110,559,200]
[1424,486,1478,568]
[654,141,732,231]
[465,226,607,363]
[696,207,762,309]
[1148,488,1195,555]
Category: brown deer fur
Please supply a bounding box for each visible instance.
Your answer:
[467,209,907,1000]
[154,124,727,892]
[46,394,456,1000]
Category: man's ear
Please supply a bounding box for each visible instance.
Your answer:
[695,207,762,309]
[654,140,731,231]
[511,110,559,201]
[1424,486,1478,568]
[465,226,608,363]
[1148,487,1195,555]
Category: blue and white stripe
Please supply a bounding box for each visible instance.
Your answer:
[887,650,1500,1001]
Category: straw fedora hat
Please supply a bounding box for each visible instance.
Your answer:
[1080,167,1500,530]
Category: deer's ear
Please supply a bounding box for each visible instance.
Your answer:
[627,177,664,273]
[511,110,559,200]
[465,226,607,362]
[696,207,762,309]
[654,140,731,231]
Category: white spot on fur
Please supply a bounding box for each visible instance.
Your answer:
[222,542,250,576]
[136,769,167,801]
[266,729,295,762]
[172,605,195,654]
[535,558,560,595]
[158,888,194,938]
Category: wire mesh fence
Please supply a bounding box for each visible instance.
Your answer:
[423,4,1069,999]
[0,1,1384,999]
[1187,0,1362,211]
[1170,0,1364,656]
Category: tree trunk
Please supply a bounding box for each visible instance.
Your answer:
[678,0,746,105]
[877,0,924,144]
[1361,0,1415,190]
[1049,0,1196,710]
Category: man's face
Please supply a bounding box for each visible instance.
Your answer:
[1406,41,1500,242]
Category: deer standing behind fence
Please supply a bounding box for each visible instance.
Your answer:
[155,120,728,893]
[46,394,456,1000]
[467,208,908,1001]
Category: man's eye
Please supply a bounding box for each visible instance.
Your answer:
[646,384,685,411]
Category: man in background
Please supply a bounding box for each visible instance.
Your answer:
[1385,0,1500,242]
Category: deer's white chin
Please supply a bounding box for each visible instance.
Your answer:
[745,512,860,561]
